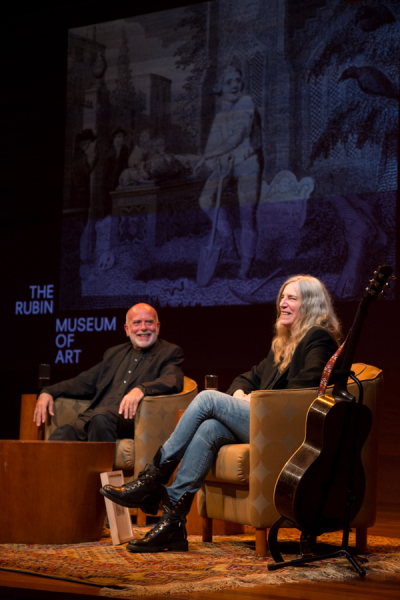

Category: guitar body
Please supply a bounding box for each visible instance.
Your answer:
[274,395,372,534]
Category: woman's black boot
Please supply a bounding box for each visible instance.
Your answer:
[100,448,179,514]
[126,492,195,552]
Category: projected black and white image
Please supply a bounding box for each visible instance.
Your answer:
[60,0,398,309]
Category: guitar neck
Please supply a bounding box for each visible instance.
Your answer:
[332,265,393,402]
[332,304,367,401]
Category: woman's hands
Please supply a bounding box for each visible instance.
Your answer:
[233,389,251,403]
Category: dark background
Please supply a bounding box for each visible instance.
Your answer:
[1,0,398,440]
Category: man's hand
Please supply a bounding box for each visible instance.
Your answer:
[233,389,251,403]
[119,387,145,419]
[33,392,54,426]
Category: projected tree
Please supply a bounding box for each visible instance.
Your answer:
[308,2,399,171]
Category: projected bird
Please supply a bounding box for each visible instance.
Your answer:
[339,66,399,101]
[354,5,396,32]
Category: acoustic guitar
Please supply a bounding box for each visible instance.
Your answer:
[273,265,393,535]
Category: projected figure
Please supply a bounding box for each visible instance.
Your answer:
[119,129,152,186]
[196,65,262,279]
[119,130,185,186]
[104,127,130,215]
[145,135,186,182]
[70,129,98,220]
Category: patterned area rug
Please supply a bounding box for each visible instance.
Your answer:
[0,526,399,597]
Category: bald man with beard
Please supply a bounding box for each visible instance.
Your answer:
[33,304,184,441]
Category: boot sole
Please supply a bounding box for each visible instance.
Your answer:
[127,541,189,553]
[100,489,159,515]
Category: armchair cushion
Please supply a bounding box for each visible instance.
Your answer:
[203,443,249,485]
[114,439,135,470]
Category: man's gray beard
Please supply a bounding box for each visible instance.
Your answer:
[130,333,158,350]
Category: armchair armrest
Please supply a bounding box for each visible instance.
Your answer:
[133,377,198,477]
[249,386,318,528]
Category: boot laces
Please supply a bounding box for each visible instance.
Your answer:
[131,461,160,483]
[124,478,146,490]
[137,463,154,478]
[124,464,155,490]
[143,507,183,540]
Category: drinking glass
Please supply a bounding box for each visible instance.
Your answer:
[204,374,218,390]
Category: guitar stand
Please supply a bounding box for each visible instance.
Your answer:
[267,372,368,577]
[267,516,367,576]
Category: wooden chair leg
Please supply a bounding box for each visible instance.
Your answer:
[202,516,213,542]
[356,527,367,553]
[255,528,268,557]
[136,509,147,527]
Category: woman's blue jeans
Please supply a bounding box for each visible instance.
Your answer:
[160,390,250,505]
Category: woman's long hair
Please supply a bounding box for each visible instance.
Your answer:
[271,275,341,372]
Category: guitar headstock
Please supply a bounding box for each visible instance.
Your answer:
[363,265,395,305]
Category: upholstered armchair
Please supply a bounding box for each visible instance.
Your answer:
[20,376,198,525]
[197,364,382,556]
